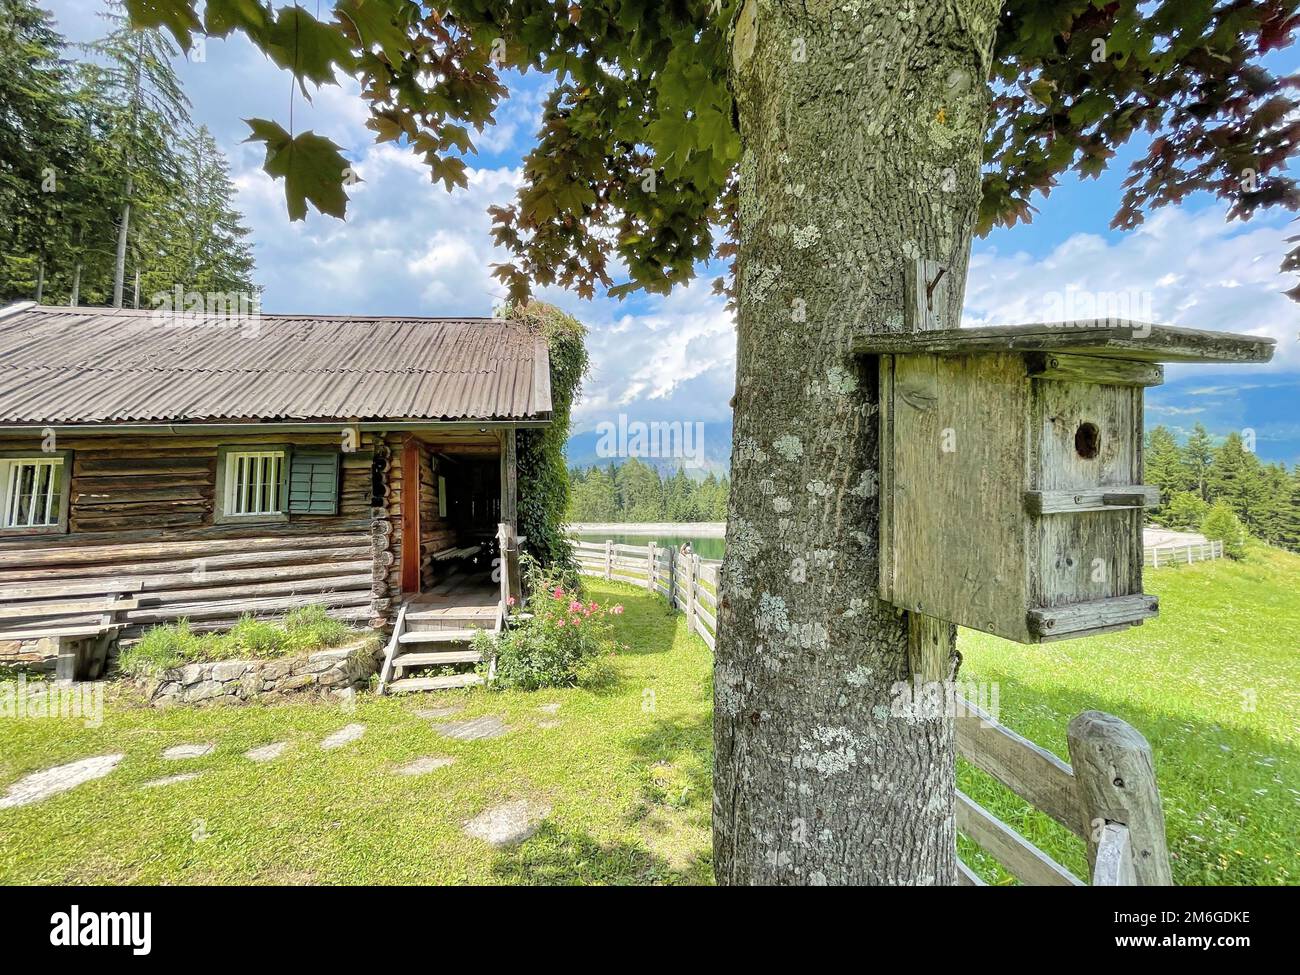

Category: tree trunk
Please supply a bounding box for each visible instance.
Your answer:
[34,258,44,302]
[715,0,1000,885]
[111,178,132,308]
[70,262,82,307]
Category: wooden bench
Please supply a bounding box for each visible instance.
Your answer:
[0,579,143,680]
[430,544,482,562]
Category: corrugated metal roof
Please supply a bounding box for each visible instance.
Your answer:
[0,304,553,425]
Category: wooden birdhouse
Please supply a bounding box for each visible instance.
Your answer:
[851,322,1275,644]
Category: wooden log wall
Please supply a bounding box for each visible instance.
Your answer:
[0,432,383,642]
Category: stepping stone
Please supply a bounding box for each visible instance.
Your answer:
[395,756,455,777]
[414,706,463,720]
[431,715,510,741]
[163,743,214,760]
[537,703,561,715]
[321,723,366,750]
[538,720,562,730]
[0,754,124,809]
[142,772,202,789]
[463,799,551,847]
[244,742,287,763]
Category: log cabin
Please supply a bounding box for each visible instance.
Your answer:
[0,302,549,688]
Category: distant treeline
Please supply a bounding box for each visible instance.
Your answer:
[569,429,1298,555]
[568,458,729,522]
[1146,423,1299,554]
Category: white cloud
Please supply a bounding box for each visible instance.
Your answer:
[965,205,1298,370]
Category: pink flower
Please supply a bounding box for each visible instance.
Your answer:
[556,618,566,627]
[611,604,624,615]
[506,595,516,607]
[552,586,566,600]
[568,599,584,613]
[570,616,582,626]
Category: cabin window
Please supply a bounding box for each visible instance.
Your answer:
[216,447,290,523]
[0,454,68,532]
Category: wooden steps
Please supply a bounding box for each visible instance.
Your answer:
[387,673,483,694]
[376,575,506,695]
[398,628,480,644]
[393,649,482,668]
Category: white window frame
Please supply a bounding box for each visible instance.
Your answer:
[217,448,288,522]
[0,453,69,533]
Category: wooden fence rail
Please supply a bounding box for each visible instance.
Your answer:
[572,537,720,649]
[955,698,1172,886]
[573,534,1173,886]
[1144,539,1222,567]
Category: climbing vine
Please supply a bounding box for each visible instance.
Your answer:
[502,300,588,578]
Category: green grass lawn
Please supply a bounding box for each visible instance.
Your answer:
[3,546,1296,885]
[0,580,714,885]
[958,542,1300,886]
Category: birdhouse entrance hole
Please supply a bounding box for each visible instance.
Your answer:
[1074,422,1100,460]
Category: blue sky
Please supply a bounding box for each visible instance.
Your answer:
[46,1,1300,466]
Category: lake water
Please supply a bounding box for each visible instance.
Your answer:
[573,532,726,561]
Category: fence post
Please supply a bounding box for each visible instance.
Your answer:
[685,554,698,633]
[646,541,656,592]
[604,539,613,581]
[1186,544,1193,565]
[667,546,678,608]
[1066,711,1173,886]
[1152,546,1159,568]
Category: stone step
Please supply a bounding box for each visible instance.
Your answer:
[394,649,482,668]
[387,673,483,694]
[399,628,480,644]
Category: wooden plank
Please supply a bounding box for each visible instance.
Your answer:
[1027,594,1158,640]
[851,322,1276,363]
[0,622,119,641]
[956,860,986,887]
[907,612,951,683]
[887,353,1032,640]
[1092,823,1136,886]
[1025,352,1164,387]
[0,578,145,599]
[1025,485,1159,515]
[955,699,1085,838]
[1067,711,1173,886]
[400,437,421,594]
[499,428,517,530]
[0,595,139,620]
[955,791,1084,887]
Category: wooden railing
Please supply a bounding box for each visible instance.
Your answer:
[956,700,1172,886]
[1144,539,1222,567]
[571,538,720,650]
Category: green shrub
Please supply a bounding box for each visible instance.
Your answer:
[476,561,621,691]
[117,606,355,677]
[1163,490,1209,531]
[1202,502,1248,559]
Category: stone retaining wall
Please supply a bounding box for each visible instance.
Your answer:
[0,638,54,674]
[144,641,382,706]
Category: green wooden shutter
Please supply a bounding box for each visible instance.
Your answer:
[288,450,340,514]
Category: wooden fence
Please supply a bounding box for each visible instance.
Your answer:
[1144,539,1222,567]
[955,699,1172,886]
[572,538,720,650]
[573,534,1173,886]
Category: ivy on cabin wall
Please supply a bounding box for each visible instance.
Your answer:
[503,300,588,578]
